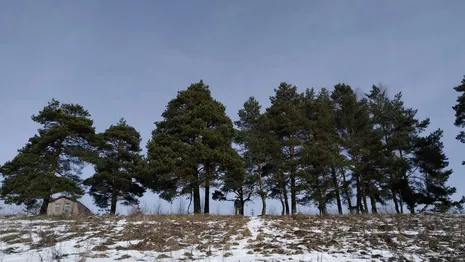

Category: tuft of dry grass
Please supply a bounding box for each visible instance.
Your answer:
[91,244,109,251]
[115,254,131,260]
[31,231,58,249]
[157,254,171,259]
[242,228,252,237]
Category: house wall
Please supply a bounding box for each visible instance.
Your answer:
[46,198,88,215]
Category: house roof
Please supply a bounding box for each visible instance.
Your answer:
[50,196,92,212]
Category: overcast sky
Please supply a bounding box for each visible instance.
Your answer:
[1,1,464,215]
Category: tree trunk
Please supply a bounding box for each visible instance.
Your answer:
[193,187,201,214]
[409,205,415,214]
[39,197,50,215]
[240,192,245,216]
[341,169,354,214]
[331,167,343,215]
[370,194,378,214]
[399,195,404,213]
[353,152,363,214]
[356,174,362,214]
[204,181,210,214]
[362,183,369,214]
[290,146,297,214]
[319,199,327,216]
[398,150,406,214]
[257,166,267,216]
[392,188,400,213]
[193,171,201,214]
[347,200,355,214]
[279,194,285,216]
[110,183,117,215]
[317,173,327,216]
[204,165,211,214]
[283,182,290,215]
[290,174,296,214]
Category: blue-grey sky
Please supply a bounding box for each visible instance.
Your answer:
[1,1,464,215]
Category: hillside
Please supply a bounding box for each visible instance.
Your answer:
[0,213,464,262]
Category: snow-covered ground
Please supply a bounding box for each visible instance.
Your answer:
[0,213,464,261]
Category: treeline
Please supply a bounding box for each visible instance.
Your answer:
[1,77,465,216]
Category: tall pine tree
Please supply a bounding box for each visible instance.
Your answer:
[234,97,271,216]
[84,118,145,215]
[331,84,378,214]
[0,99,96,214]
[300,88,343,215]
[146,80,236,214]
[265,82,304,215]
[365,86,401,213]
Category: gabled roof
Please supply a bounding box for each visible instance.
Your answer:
[50,196,91,212]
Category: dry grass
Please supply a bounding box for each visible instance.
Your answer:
[1,213,464,261]
[0,214,249,260]
[258,213,465,260]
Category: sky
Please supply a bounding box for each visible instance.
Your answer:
[1,1,464,215]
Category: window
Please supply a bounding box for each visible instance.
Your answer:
[63,203,72,214]
[54,203,61,214]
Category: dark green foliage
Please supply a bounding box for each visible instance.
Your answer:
[0,138,85,211]
[299,88,343,215]
[366,86,430,214]
[0,99,96,214]
[232,97,272,216]
[265,82,305,214]
[330,84,374,213]
[412,129,462,212]
[366,86,405,213]
[146,80,236,214]
[453,75,465,164]
[83,118,144,214]
[212,148,253,215]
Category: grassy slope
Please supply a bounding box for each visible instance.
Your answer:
[0,213,464,261]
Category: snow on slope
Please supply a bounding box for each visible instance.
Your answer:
[0,213,464,261]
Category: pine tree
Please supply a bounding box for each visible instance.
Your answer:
[0,99,96,214]
[357,122,387,214]
[367,85,431,214]
[146,80,236,214]
[412,129,463,212]
[83,118,144,215]
[265,82,304,215]
[300,88,343,215]
[212,147,252,215]
[366,86,403,213]
[331,84,377,214]
[234,97,271,216]
[263,155,288,215]
[389,97,429,214]
[0,136,85,213]
[453,75,465,165]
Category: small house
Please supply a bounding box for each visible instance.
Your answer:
[46,196,91,216]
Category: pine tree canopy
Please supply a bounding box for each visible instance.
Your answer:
[146,80,236,214]
[412,129,459,212]
[83,118,145,214]
[0,99,96,213]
